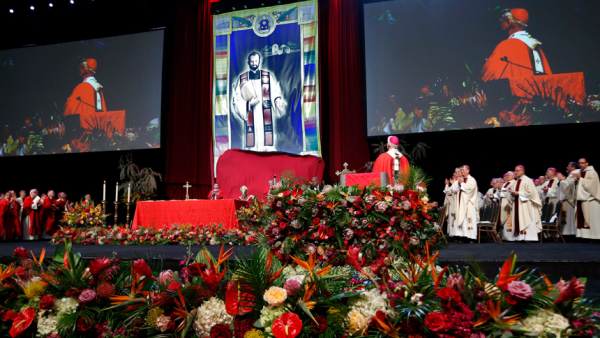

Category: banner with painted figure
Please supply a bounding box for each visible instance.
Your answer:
[212,1,320,167]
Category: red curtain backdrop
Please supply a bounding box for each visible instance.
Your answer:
[319,0,370,181]
[165,0,370,200]
[164,0,217,200]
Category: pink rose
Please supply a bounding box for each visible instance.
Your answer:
[284,279,301,297]
[78,289,97,303]
[506,281,533,300]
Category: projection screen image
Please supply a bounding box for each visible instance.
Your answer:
[364,0,600,136]
[0,30,164,156]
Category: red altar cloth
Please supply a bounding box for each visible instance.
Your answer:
[217,149,325,200]
[345,173,382,189]
[131,200,248,230]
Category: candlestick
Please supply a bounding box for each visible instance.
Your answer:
[126,202,131,226]
[114,201,119,225]
[115,182,119,201]
[103,180,106,201]
[101,200,106,212]
[127,183,131,203]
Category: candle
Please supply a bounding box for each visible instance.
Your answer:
[127,183,131,203]
[103,181,106,201]
[115,182,119,201]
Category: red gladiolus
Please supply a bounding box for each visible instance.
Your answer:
[9,308,35,337]
[13,247,28,259]
[347,245,363,271]
[272,313,302,338]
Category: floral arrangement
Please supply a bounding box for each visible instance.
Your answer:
[51,223,255,246]
[237,169,440,266]
[59,202,108,228]
[0,242,599,338]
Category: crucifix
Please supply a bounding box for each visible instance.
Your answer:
[183,181,192,200]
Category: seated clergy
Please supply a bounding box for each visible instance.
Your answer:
[508,165,542,241]
[574,158,600,240]
[541,168,559,206]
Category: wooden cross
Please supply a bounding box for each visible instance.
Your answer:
[183,181,192,200]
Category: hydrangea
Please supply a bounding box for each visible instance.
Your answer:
[348,288,396,320]
[193,297,233,337]
[55,297,79,315]
[38,311,59,336]
[259,306,287,334]
[522,309,570,337]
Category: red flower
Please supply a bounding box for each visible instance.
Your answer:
[77,316,93,332]
[225,282,252,316]
[167,281,182,292]
[2,310,17,322]
[554,277,585,304]
[39,295,56,310]
[424,312,446,332]
[281,190,291,198]
[291,187,303,198]
[505,294,517,306]
[9,308,35,337]
[132,259,155,280]
[272,313,302,338]
[89,257,111,283]
[188,262,207,276]
[13,247,28,259]
[210,324,232,338]
[309,316,327,334]
[437,287,461,302]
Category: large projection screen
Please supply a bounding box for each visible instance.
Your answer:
[364,0,600,136]
[0,30,164,156]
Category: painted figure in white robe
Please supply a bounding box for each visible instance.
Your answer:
[557,162,578,236]
[508,165,542,241]
[498,171,517,241]
[454,165,479,240]
[541,168,559,208]
[574,159,600,239]
[232,52,285,152]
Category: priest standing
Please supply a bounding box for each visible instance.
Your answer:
[373,136,410,185]
[557,162,577,236]
[498,171,516,241]
[23,189,42,241]
[208,183,224,200]
[574,158,600,240]
[454,165,479,241]
[541,168,559,206]
[508,165,542,241]
[42,190,58,239]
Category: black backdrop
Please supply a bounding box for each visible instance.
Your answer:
[0,0,598,219]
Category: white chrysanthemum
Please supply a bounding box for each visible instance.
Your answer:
[348,288,396,320]
[193,297,233,337]
[37,311,59,336]
[55,297,79,314]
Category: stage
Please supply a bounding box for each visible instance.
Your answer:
[2,241,599,297]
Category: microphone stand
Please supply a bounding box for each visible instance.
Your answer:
[499,56,546,79]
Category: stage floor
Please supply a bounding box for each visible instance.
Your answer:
[2,242,599,296]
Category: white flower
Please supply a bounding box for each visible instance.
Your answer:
[263,286,287,307]
[348,289,396,320]
[193,297,234,337]
[286,275,306,284]
[55,297,79,315]
[37,311,59,336]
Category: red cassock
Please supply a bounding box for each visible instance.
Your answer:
[0,199,8,239]
[43,197,58,236]
[10,201,21,238]
[5,201,21,240]
[55,199,69,227]
[207,190,224,200]
[481,39,552,82]
[373,152,410,184]
[23,196,42,236]
[64,81,107,116]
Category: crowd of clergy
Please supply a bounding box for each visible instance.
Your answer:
[443,158,600,242]
[0,190,93,242]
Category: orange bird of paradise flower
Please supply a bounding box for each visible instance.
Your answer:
[172,289,197,332]
[497,251,526,291]
[474,299,521,328]
[0,263,18,283]
[108,266,151,311]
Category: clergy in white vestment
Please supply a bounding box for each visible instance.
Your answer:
[536,176,546,203]
[541,168,560,207]
[574,159,600,239]
[454,165,479,240]
[498,171,517,241]
[232,52,285,152]
[443,169,461,236]
[557,162,578,235]
[508,165,542,241]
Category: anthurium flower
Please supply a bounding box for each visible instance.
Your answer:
[9,307,35,337]
[272,313,302,338]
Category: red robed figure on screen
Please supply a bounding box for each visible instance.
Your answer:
[373,136,410,185]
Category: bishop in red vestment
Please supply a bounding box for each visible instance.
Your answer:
[42,191,59,237]
[55,192,69,227]
[373,136,410,185]
[64,59,107,117]
[0,193,9,240]
[482,9,552,82]
[208,183,224,200]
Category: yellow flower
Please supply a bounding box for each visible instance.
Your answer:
[146,307,164,329]
[23,279,47,299]
[244,329,265,338]
[263,286,287,307]
[348,310,368,336]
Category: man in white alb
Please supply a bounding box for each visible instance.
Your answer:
[498,171,516,241]
[508,165,542,241]
[557,162,577,236]
[541,168,559,206]
[453,165,479,241]
[574,158,600,240]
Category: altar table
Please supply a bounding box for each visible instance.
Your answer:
[131,200,248,230]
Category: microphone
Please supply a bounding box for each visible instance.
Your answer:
[500,56,508,62]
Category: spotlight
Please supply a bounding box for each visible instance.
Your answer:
[30,5,35,10]
[49,3,53,7]
[70,0,74,3]
[9,8,14,13]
